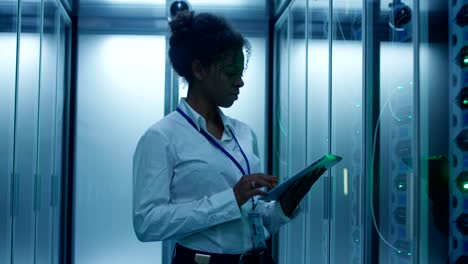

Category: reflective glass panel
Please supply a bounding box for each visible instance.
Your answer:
[13,0,42,263]
[273,13,289,264]
[0,1,17,263]
[284,0,307,263]
[35,1,59,263]
[331,0,363,263]
[74,35,165,264]
[51,10,70,264]
[306,0,329,263]
[377,0,416,263]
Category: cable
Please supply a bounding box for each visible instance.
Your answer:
[370,85,412,255]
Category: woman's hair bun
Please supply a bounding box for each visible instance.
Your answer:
[169,11,194,36]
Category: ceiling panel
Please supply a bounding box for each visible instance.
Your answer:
[79,0,265,8]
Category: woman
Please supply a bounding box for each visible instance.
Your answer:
[133,11,325,264]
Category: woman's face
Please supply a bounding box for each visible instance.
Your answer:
[204,49,245,108]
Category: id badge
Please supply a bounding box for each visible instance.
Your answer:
[248,211,267,250]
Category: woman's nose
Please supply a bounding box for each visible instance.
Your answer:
[234,77,244,88]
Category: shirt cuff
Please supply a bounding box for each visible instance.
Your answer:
[275,201,301,222]
[209,188,242,221]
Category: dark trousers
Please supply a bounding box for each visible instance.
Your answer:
[171,243,275,264]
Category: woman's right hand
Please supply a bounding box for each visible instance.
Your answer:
[233,173,278,206]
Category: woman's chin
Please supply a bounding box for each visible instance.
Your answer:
[219,99,236,108]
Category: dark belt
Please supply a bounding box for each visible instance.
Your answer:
[172,243,274,264]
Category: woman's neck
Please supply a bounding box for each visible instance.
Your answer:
[186,90,220,125]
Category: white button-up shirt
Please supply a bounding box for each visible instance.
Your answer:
[133,98,296,254]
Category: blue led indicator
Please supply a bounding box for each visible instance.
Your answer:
[464,72,468,84]
[464,114,468,126]
[400,162,408,170]
[399,195,407,205]
[464,156,468,168]
[398,227,406,238]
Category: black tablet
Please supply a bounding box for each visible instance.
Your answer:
[258,154,343,201]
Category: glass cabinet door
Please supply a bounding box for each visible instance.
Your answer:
[12,0,42,263]
[51,10,71,264]
[273,10,289,264]
[376,1,416,263]
[0,1,18,263]
[330,0,364,264]
[306,0,329,263]
[74,34,166,264]
[284,1,307,263]
[35,1,59,263]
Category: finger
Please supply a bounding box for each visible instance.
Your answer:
[256,175,278,187]
[252,177,275,189]
[251,189,268,196]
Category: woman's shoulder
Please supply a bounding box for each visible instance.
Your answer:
[224,115,255,135]
[141,112,183,139]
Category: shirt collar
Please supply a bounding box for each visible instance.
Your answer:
[177,98,235,133]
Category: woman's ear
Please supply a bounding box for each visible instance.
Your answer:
[191,60,206,81]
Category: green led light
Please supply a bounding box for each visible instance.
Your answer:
[426,155,443,160]
[397,250,402,254]
[326,154,337,160]
[408,252,412,256]
[464,57,468,65]
[464,183,468,190]
[398,184,404,189]
[464,99,468,105]
[408,115,413,119]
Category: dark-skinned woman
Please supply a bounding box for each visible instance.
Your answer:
[132,11,325,264]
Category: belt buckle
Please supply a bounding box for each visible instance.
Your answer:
[194,253,211,264]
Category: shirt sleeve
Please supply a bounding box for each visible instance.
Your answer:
[132,129,242,242]
[249,128,301,235]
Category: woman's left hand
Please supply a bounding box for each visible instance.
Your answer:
[279,167,327,216]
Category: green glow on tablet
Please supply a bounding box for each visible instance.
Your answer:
[326,154,337,160]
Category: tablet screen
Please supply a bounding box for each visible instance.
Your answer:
[258,154,343,201]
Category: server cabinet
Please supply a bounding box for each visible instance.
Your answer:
[450,0,468,263]
[0,0,70,263]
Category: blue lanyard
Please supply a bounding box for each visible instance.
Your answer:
[176,107,251,176]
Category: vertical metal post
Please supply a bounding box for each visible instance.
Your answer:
[363,0,381,263]
[326,0,333,263]
[412,0,421,262]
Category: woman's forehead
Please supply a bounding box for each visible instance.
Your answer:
[219,49,245,66]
